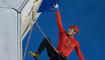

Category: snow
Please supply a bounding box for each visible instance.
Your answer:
[0,0,42,60]
[0,8,17,60]
[0,0,26,10]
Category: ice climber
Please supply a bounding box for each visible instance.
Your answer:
[29,3,85,60]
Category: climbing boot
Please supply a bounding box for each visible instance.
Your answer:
[29,51,40,60]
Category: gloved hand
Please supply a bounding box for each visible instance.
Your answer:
[54,3,59,10]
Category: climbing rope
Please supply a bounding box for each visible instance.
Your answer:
[32,10,57,52]
[23,9,37,60]
[23,21,34,60]
[35,22,58,52]
[22,0,38,36]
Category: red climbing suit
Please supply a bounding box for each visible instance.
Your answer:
[56,10,85,60]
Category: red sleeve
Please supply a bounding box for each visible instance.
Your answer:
[75,42,85,60]
[56,10,65,33]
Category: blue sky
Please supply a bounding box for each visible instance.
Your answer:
[23,0,105,60]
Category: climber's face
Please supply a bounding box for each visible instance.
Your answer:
[67,28,76,36]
